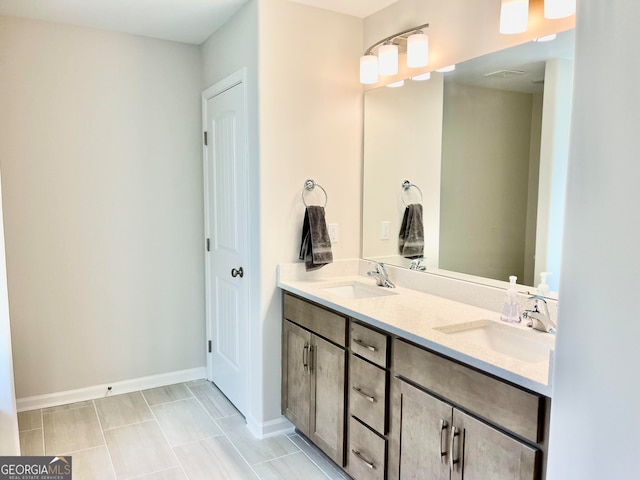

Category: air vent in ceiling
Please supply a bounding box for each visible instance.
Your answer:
[484,69,526,79]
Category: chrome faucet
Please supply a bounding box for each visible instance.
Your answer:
[367,262,396,288]
[409,258,427,271]
[522,296,556,334]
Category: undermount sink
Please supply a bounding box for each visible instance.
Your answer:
[435,320,554,363]
[320,281,398,300]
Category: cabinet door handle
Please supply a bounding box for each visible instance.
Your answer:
[302,344,309,373]
[439,419,448,464]
[449,425,459,471]
[352,386,376,402]
[351,449,375,470]
[309,345,315,373]
[353,338,377,352]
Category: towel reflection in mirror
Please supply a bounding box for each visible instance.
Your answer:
[399,203,424,259]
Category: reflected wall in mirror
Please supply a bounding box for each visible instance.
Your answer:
[362,30,575,295]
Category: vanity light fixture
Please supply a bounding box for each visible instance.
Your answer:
[407,31,429,68]
[544,0,576,19]
[360,54,379,84]
[359,23,429,85]
[386,80,405,88]
[436,64,456,73]
[379,42,399,76]
[500,0,529,34]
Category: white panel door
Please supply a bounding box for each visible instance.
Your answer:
[203,72,248,417]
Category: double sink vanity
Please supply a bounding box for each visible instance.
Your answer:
[278,260,556,480]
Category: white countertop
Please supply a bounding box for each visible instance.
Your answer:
[277,260,555,397]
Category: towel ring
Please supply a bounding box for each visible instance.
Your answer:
[302,179,328,208]
[401,180,424,207]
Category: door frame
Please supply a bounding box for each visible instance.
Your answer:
[202,68,250,409]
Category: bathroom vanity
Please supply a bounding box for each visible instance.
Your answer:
[279,261,554,480]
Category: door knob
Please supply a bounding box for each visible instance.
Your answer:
[231,267,244,278]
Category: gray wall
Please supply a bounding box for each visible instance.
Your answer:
[547,1,640,478]
[440,83,537,283]
[0,16,205,398]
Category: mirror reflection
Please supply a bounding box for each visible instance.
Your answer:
[362,30,575,295]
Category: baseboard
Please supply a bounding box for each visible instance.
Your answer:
[16,366,207,412]
[246,414,294,439]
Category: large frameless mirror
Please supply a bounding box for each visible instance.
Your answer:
[362,30,575,296]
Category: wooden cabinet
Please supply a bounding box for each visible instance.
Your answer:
[396,380,451,480]
[347,322,390,480]
[348,417,386,480]
[282,320,311,435]
[282,295,347,466]
[350,321,388,367]
[389,338,545,480]
[349,354,387,434]
[396,380,538,480]
[281,292,550,480]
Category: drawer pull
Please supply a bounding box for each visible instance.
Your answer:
[352,449,375,469]
[352,386,376,402]
[302,344,309,373]
[353,338,377,352]
[439,419,448,464]
[449,425,459,471]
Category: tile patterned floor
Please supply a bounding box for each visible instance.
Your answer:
[18,380,352,480]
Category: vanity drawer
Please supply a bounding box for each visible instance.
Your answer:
[393,338,544,443]
[283,293,347,346]
[350,354,387,434]
[348,417,386,480]
[350,322,388,367]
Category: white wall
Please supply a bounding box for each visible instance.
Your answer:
[535,58,573,292]
[200,0,264,432]
[259,0,363,424]
[200,0,362,432]
[362,77,444,268]
[0,175,20,454]
[0,16,205,398]
[547,2,640,478]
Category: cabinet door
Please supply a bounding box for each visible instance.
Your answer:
[451,409,539,480]
[282,320,312,436]
[398,381,451,480]
[310,334,346,466]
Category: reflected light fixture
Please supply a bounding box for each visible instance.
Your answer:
[359,23,429,85]
[436,64,456,73]
[544,0,576,19]
[386,80,405,88]
[534,33,557,42]
[500,0,529,34]
[411,72,431,81]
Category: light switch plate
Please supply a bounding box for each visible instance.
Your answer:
[328,223,339,243]
[381,221,391,240]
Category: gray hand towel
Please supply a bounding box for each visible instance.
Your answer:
[399,203,424,259]
[299,206,333,271]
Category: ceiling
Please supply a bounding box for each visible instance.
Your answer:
[287,0,399,18]
[447,29,575,94]
[0,0,249,44]
[0,0,398,45]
